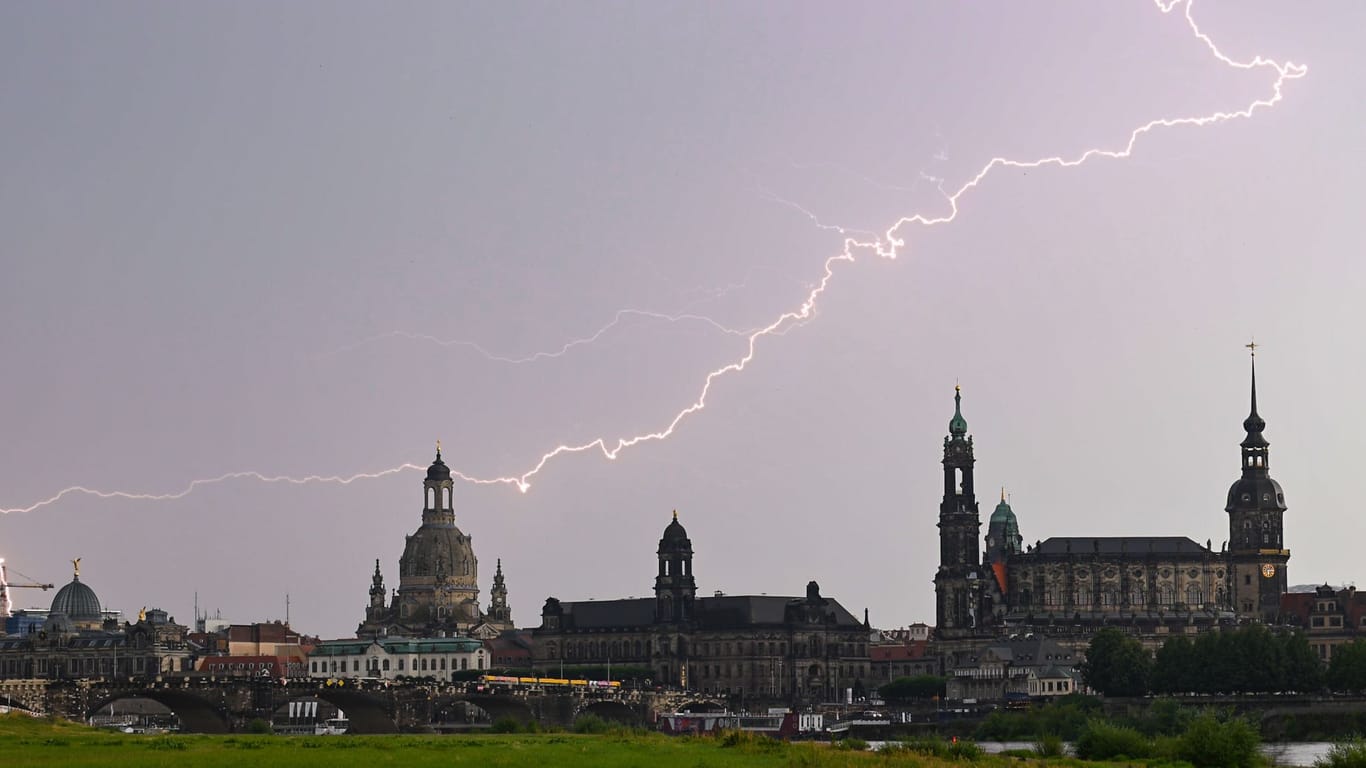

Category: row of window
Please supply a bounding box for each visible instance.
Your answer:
[1021,585,1221,608]
[557,637,867,660]
[310,655,484,674]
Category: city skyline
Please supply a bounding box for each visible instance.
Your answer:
[3,1,1365,638]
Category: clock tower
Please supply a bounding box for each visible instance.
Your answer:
[1226,347,1289,622]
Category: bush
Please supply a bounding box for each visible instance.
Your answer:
[1074,720,1156,760]
[833,737,868,751]
[572,714,610,734]
[1316,738,1366,768]
[246,718,272,734]
[890,737,981,760]
[489,717,522,733]
[715,729,785,753]
[1035,733,1065,757]
[1173,713,1261,768]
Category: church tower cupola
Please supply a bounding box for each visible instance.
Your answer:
[423,442,456,527]
[655,510,696,624]
[1226,345,1289,622]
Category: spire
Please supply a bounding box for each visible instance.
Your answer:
[949,385,968,437]
[1242,343,1268,448]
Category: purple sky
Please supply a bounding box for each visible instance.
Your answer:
[3,1,1363,639]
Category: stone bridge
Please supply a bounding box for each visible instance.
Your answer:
[0,677,722,734]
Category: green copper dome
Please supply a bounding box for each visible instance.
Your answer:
[989,498,1016,525]
[949,386,968,436]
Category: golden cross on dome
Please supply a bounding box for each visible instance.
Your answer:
[1246,339,1259,357]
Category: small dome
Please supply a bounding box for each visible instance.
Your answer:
[989,498,1016,526]
[1225,475,1286,512]
[50,576,101,621]
[660,511,689,544]
[426,451,451,482]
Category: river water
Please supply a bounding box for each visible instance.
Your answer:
[911,741,1337,766]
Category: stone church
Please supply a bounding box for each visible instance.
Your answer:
[935,353,1290,640]
[357,448,513,639]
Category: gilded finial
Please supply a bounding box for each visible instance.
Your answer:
[71,557,81,579]
[672,509,678,521]
[1246,339,1258,357]
[138,606,146,622]
[436,438,442,457]
[1001,487,1006,503]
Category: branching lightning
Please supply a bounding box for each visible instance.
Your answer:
[322,308,759,364]
[0,0,1307,515]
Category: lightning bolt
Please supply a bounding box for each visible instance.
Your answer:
[0,0,1307,515]
[322,308,758,364]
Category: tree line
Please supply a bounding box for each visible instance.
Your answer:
[1080,625,1366,697]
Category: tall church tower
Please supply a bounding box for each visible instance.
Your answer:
[1226,348,1289,622]
[487,559,512,627]
[934,386,983,637]
[655,511,696,623]
[365,559,387,624]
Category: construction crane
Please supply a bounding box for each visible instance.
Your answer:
[0,558,55,619]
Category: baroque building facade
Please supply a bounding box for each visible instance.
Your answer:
[357,449,513,639]
[934,354,1289,641]
[533,513,875,703]
[0,564,192,680]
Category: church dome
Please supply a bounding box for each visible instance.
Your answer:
[426,451,452,482]
[994,497,1016,524]
[1225,475,1286,512]
[50,575,101,621]
[661,511,689,544]
[399,523,477,581]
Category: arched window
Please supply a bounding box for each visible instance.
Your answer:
[1158,586,1175,605]
[1186,585,1203,605]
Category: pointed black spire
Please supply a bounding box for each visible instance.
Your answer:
[1242,346,1268,449]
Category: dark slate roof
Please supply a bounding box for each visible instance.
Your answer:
[561,599,656,629]
[1033,536,1209,556]
[698,595,862,629]
[555,594,864,631]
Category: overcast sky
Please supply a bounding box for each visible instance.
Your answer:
[3,1,1364,639]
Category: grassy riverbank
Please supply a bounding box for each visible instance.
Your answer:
[0,712,1169,768]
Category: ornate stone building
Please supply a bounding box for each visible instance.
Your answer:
[533,513,875,703]
[357,449,513,639]
[934,354,1289,640]
[0,564,192,680]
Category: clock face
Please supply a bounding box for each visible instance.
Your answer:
[1261,563,1276,579]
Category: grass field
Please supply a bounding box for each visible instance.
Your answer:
[0,712,1104,768]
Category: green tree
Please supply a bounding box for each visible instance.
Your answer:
[1079,628,1151,697]
[1328,639,1366,693]
[1278,631,1324,693]
[879,675,946,702]
[1152,636,1197,695]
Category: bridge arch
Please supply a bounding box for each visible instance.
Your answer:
[679,699,725,712]
[88,691,231,734]
[0,693,38,713]
[303,689,398,733]
[576,700,642,725]
[459,695,534,725]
